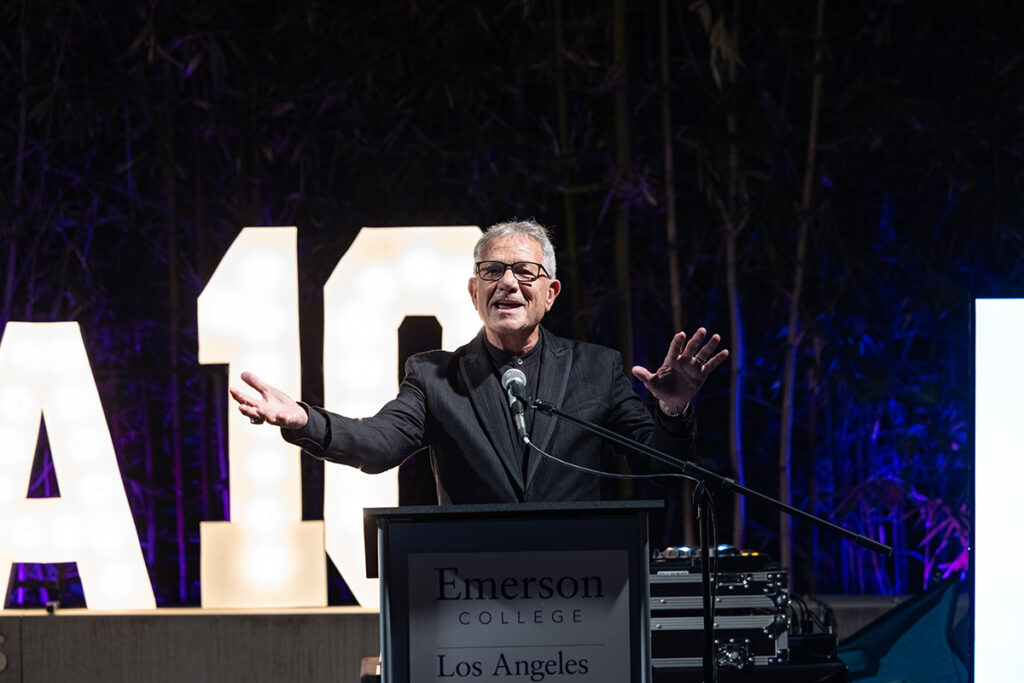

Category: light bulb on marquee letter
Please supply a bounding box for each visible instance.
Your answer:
[198,227,326,608]
[0,322,155,610]
[323,226,482,608]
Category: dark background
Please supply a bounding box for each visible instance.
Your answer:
[3,0,1020,606]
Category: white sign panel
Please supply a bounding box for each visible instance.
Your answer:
[407,550,630,682]
[975,298,1024,682]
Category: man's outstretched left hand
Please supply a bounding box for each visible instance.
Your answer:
[631,327,729,415]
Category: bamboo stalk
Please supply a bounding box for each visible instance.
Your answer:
[779,0,825,584]
[724,1,747,551]
[553,0,586,340]
[612,0,634,500]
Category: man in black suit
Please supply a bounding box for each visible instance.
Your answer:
[230,219,728,503]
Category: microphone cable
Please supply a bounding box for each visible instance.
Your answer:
[523,433,723,667]
[522,436,701,485]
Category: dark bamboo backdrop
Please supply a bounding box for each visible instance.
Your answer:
[3,0,1021,605]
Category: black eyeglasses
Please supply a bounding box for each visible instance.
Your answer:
[475,261,550,283]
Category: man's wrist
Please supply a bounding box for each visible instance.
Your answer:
[289,403,310,429]
[659,400,691,419]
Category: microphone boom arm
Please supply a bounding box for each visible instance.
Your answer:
[530,398,892,557]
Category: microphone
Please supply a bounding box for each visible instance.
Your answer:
[500,368,530,443]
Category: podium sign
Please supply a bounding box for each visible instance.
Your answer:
[365,502,657,683]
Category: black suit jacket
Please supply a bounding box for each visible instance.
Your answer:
[284,327,695,504]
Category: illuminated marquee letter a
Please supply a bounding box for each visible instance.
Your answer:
[0,322,155,610]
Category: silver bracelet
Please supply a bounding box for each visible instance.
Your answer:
[660,401,691,419]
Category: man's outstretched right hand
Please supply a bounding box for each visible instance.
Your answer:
[228,371,308,429]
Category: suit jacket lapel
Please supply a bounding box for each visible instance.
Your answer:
[525,328,572,488]
[458,331,526,494]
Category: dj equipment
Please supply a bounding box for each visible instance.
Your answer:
[650,547,791,673]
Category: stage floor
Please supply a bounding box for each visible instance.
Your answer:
[0,607,380,683]
[0,595,923,682]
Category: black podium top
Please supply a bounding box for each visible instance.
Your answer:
[363,500,663,578]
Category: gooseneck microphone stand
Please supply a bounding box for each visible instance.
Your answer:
[526,395,892,683]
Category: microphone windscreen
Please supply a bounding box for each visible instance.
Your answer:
[501,367,527,392]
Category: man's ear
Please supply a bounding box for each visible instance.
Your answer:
[545,279,561,310]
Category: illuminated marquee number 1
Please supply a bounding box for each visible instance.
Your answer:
[199,225,481,608]
[197,227,326,608]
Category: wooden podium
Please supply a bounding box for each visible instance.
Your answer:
[364,501,659,683]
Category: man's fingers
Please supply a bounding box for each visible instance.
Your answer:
[705,348,729,371]
[664,331,687,365]
[691,333,722,364]
[237,404,257,419]
[230,384,274,428]
[240,371,267,392]
[631,365,654,385]
[701,333,722,355]
[229,385,260,408]
[681,327,708,360]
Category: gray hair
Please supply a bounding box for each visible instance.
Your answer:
[473,219,557,279]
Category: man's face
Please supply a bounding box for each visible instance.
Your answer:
[468,234,561,349]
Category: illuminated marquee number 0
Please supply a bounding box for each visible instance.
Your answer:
[0,225,480,610]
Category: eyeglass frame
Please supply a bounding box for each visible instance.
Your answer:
[474,260,551,283]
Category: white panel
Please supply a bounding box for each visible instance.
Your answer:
[974,298,1024,681]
